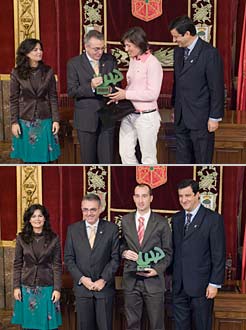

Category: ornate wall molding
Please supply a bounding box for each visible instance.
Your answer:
[13,0,40,56]
[16,166,42,234]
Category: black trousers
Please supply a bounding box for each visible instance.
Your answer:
[175,116,214,164]
[77,125,114,164]
[173,289,214,330]
[76,295,113,330]
[124,280,165,330]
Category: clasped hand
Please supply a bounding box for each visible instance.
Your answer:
[81,276,106,291]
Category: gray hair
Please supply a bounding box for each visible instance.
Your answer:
[84,30,104,45]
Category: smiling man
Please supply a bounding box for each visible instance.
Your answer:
[64,193,120,330]
[67,30,118,164]
[169,16,224,164]
[121,183,172,330]
[172,179,226,330]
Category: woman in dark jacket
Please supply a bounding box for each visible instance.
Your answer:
[10,38,60,163]
[11,204,62,330]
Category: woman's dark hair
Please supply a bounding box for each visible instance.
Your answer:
[168,16,197,36]
[121,26,149,54]
[16,38,44,79]
[20,204,56,244]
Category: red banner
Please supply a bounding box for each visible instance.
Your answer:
[237,4,246,111]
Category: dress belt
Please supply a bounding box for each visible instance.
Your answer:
[133,109,156,114]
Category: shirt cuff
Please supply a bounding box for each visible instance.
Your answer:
[209,117,222,122]
[209,283,221,288]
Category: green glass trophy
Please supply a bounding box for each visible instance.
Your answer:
[136,247,165,272]
[96,68,124,95]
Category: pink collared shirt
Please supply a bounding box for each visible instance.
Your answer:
[125,51,163,111]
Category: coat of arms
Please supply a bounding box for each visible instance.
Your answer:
[136,166,167,189]
[131,0,163,22]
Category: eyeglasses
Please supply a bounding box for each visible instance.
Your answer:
[82,208,98,213]
[89,46,105,52]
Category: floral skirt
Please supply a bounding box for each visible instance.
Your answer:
[11,285,62,330]
[10,118,60,163]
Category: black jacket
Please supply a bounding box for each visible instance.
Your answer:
[64,219,120,298]
[172,205,226,297]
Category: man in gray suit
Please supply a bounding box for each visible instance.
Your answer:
[121,183,172,330]
[64,193,120,330]
[67,30,118,163]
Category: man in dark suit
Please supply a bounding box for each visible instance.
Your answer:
[64,193,120,330]
[172,179,226,330]
[121,184,172,330]
[67,30,118,163]
[169,16,224,163]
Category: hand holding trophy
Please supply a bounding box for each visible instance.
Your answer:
[96,68,124,95]
[136,247,165,276]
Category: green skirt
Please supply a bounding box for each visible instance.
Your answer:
[10,118,60,163]
[11,285,62,330]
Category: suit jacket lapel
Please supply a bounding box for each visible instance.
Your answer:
[79,220,91,250]
[179,38,203,76]
[127,213,140,249]
[92,219,104,250]
[184,205,206,240]
[176,49,184,76]
[141,212,157,248]
[81,53,95,77]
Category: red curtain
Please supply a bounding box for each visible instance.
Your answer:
[0,167,17,241]
[42,166,84,255]
[216,0,239,107]
[242,225,246,283]
[222,167,245,272]
[0,1,15,73]
[40,0,80,94]
[237,4,246,111]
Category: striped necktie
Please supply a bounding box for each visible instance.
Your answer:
[184,213,192,235]
[137,217,145,245]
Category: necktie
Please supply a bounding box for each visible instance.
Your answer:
[184,48,190,61]
[91,60,99,75]
[184,213,192,234]
[89,226,96,248]
[137,217,145,245]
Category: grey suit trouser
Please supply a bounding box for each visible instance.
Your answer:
[124,280,165,330]
[76,295,113,330]
[77,126,114,164]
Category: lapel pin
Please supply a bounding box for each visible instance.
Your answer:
[190,59,194,63]
[99,231,103,234]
